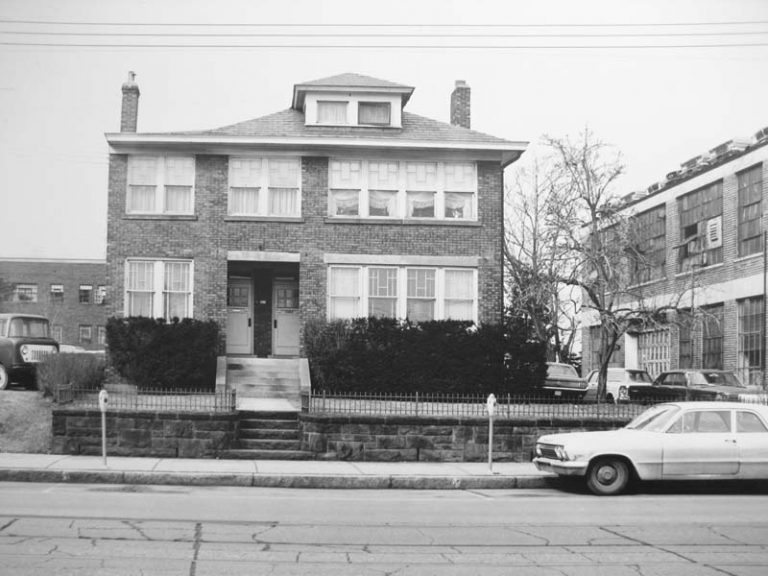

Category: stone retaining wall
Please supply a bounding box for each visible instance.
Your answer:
[300,414,629,462]
[51,409,238,458]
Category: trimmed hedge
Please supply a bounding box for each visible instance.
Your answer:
[305,317,545,395]
[105,317,218,390]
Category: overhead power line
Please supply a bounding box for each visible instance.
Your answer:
[3,42,767,49]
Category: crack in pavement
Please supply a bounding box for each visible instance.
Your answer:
[123,520,152,541]
[188,522,202,576]
[0,518,17,533]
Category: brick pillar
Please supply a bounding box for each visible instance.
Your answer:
[450,80,471,129]
[121,71,140,133]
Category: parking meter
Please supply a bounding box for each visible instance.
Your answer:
[486,393,497,416]
[98,389,109,412]
[98,389,108,465]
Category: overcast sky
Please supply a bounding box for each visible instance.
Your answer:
[1,0,767,260]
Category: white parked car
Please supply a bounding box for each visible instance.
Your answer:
[534,402,768,495]
[584,367,653,403]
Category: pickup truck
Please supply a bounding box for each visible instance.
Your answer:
[0,313,59,389]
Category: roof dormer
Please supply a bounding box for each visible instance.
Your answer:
[292,73,414,129]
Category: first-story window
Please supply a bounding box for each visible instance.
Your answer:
[125,259,193,321]
[51,325,63,342]
[79,325,92,343]
[13,284,38,302]
[328,265,476,322]
[97,325,107,346]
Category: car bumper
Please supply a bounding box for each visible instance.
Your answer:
[533,457,589,476]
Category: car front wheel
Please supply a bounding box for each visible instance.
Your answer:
[0,364,9,390]
[586,457,630,496]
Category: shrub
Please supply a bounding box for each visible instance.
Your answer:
[106,317,219,390]
[37,353,106,399]
[305,318,509,395]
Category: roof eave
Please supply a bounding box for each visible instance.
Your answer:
[291,85,415,110]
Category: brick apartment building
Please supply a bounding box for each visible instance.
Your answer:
[582,130,768,386]
[105,72,526,357]
[0,258,108,350]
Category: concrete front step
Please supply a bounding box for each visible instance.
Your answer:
[240,419,299,431]
[239,428,299,440]
[239,439,302,451]
[221,449,312,460]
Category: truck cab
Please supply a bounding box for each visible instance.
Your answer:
[0,313,59,389]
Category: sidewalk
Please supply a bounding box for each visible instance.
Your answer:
[0,452,555,490]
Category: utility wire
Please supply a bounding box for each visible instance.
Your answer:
[2,42,767,49]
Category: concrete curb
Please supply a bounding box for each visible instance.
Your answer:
[0,468,556,490]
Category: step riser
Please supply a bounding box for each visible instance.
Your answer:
[239,440,302,451]
[240,420,298,431]
[221,450,310,460]
[240,429,299,440]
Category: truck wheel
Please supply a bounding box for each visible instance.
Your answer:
[0,364,9,390]
[586,457,630,496]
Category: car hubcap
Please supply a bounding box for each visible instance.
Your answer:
[597,465,617,485]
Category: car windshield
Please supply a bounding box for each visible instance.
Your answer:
[625,404,681,432]
[8,317,50,338]
[627,371,652,383]
[689,371,745,388]
[547,364,577,378]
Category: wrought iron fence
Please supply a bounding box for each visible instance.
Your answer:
[304,391,768,419]
[55,384,237,412]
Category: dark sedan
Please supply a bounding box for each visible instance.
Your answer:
[628,369,766,403]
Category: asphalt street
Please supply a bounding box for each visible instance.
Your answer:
[1,482,768,575]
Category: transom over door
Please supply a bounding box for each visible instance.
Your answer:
[273,280,300,356]
[226,278,252,355]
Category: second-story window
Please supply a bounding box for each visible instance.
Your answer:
[50,284,64,304]
[631,205,666,284]
[317,101,348,125]
[228,157,301,217]
[737,164,763,257]
[358,102,391,126]
[127,156,195,215]
[13,284,38,302]
[329,161,362,216]
[677,180,723,272]
[79,285,93,304]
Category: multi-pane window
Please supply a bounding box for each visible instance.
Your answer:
[127,156,195,215]
[328,266,477,322]
[125,260,192,321]
[13,284,37,302]
[358,102,391,126]
[79,285,93,304]
[327,160,477,220]
[95,285,106,305]
[51,325,63,343]
[737,164,763,257]
[228,157,301,217]
[677,181,723,271]
[632,205,666,284]
[317,101,348,124]
[738,297,764,386]
[702,304,724,369]
[97,326,107,346]
[639,329,670,377]
[678,309,693,369]
[50,284,64,304]
[79,325,92,344]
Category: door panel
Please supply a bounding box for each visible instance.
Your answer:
[662,410,738,476]
[226,278,252,354]
[273,280,299,356]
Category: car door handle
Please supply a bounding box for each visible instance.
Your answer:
[274,320,277,329]
[725,439,736,444]
[248,318,252,327]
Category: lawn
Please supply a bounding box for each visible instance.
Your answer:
[0,389,52,453]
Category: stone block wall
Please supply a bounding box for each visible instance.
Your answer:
[300,414,627,462]
[52,409,238,458]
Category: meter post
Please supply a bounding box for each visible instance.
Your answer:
[98,388,109,465]
[486,393,497,473]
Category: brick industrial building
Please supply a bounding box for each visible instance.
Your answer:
[0,258,107,350]
[105,72,526,357]
[581,131,768,386]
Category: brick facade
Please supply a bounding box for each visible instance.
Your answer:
[582,141,768,385]
[0,259,107,350]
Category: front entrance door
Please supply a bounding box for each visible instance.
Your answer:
[226,277,252,355]
[273,279,300,356]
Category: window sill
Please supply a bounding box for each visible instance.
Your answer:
[324,217,481,227]
[123,214,197,221]
[225,216,305,223]
[734,252,763,263]
[628,277,667,289]
[674,262,724,278]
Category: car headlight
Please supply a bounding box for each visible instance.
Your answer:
[20,345,30,361]
[618,386,629,400]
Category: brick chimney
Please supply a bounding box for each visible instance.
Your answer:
[450,80,470,129]
[120,71,140,133]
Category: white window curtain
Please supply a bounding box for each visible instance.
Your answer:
[318,101,348,124]
[443,163,475,191]
[444,270,474,320]
[229,158,262,215]
[329,189,360,216]
[163,261,191,320]
[406,162,437,190]
[407,269,436,321]
[445,192,473,219]
[367,161,399,190]
[368,190,397,217]
[329,267,360,319]
[407,191,435,218]
[268,159,300,216]
[127,261,154,317]
[358,102,391,125]
[127,156,158,213]
[269,188,298,216]
[368,268,398,317]
[164,157,194,213]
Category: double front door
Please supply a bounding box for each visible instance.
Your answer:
[226,277,300,356]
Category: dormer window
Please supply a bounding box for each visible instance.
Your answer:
[317,101,348,125]
[358,102,391,126]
